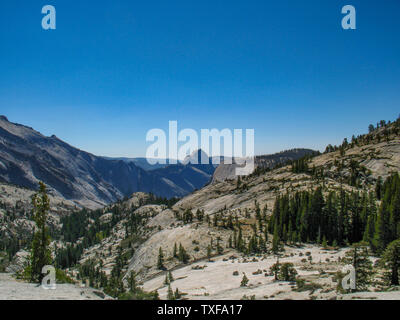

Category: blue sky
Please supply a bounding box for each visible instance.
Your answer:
[0,0,399,157]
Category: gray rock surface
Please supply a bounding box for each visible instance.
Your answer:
[0,273,111,300]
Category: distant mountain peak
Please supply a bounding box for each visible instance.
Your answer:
[182,149,210,165]
[0,115,9,122]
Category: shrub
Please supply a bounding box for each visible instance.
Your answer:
[119,288,159,300]
[56,268,74,284]
[279,263,297,281]
[295,278,322,293]
[240,274,249,287]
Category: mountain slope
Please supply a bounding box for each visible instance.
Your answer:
[212,148,317,182]
[101,157,168,171]
[121,119,400,282]
[66,120,398,288]
[0,116,216,207]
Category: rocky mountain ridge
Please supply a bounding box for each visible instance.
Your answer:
[0,116,216,208]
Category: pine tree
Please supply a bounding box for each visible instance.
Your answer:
[322,236,328,249]
[173,243,178,258]
[207,245,212,261]
[240,274,249,287]
[196,209,204,221]
[157,247,165,270]
[342,243,373,291]
[363,214,376,249]
[368,124,375,133]
[128,271,137,292]
[178,243,189,263]
[237,176,241,189]
[279,263,297,281]
[168,270,174,283]
[29,182,52,283]
[270,259,280,281]
[272,222,280,253]
[216,238,223,254]
[237,227,244,252]
[167,284,175,300]
[376,176,383,200]
[383,239,400,286]
[174,288,181,300]
[264,229,269,243]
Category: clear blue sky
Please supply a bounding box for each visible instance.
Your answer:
[0,0,399,157]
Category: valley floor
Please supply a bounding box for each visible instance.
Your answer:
[0,273,111,300]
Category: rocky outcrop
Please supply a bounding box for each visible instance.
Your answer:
[212,148,316,182]
[0,273,112,300]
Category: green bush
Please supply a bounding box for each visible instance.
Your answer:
[240,274,249,287]
[119,288,159,300]
[295,278,322,293]
[56,268,74,284]
[279,263,297,281]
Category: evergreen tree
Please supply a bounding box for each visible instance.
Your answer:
[264,228,269,243]
[168,270,174,283]
[270,259,280,281]
[29,182,52,283]
[322,236,328,248]
[207,245,212,261]
[368,124,375,133]
[157,247,165,270]
[376,176,383,200]
[127,271,137,292]
[272,222,280,253]
[342,243,373,291]
[174,288,181,300]
[178,243,189,263]
[240,274,249,287]
[279,263,297,281]
[216,238,223,254]
[382,239,400,286]
[167,284,175,300]
[363,214,376,249]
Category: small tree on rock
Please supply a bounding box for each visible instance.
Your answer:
[157,247,165,270]
[167,284,175,300]
[240,274,249,287]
